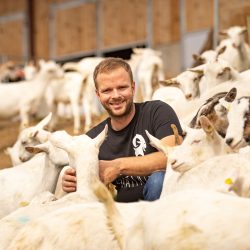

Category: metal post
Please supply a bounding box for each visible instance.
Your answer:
[179,0,186,71]
[213,0,219,49]
[96,0,102,56]
[27,0,34,61]
[147,0,153,48]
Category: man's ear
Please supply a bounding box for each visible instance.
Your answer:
[132,81,136,94]
[95,88,100,98]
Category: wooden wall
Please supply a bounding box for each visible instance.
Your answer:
[0,0,26,15]
[102,0,147,48]
[185,0,214,32]
[0,0,250,63]
[0,0,27,63]
[153,0,180,45]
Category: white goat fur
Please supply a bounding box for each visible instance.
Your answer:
[0,60,63,129]
[216,26,250,72]
[62,57,104,131]
[6,188,250,250]
[128,48,165,102]
[5,125,250,250]
[6,113,53,166]
[45,71,85,134]
[0,152,65,219]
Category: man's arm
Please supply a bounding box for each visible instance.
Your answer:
[99,134,181,184]
[62,134,182,191]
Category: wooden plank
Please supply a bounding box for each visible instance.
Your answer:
[55,2,96,56]
[247,16,250,45]
[0,0,26,16]
[153,0,180,45]
[185,0,213,32]
[219,0,250,29]
[102,0,147,48]
[33,0,50,59]
[0,20,24,62]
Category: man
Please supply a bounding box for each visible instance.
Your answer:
[62,57,183,202]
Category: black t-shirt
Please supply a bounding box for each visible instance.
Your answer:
[86,100,182,189]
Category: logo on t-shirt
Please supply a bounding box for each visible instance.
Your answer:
[132,134,146,156]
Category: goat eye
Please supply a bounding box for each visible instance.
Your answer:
[191,140,201,145]
[21,140,27,145]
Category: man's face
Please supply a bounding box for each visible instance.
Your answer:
[95,67,135,118]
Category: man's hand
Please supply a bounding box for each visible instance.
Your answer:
[99,160,121,185]
[62,167,77,193]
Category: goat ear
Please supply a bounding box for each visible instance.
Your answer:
[145,130,168,155]
[188,69,204,77]
[225,87,237,102]
[199,115,214,135]
[240,27,247,34]
[25,143,49,154]
[159,78,179,87]
[192,54,201,61]
[219,30,228,36]
[36,112,52,129]
[93,124,108,148]
[217,46,227,56]
[132,48,143,54]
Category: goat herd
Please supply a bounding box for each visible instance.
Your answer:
[1,25,250,249]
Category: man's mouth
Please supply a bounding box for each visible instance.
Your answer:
[110,101,124,109]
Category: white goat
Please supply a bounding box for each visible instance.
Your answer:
[128,48,165,102]
[223,96,250,149]
[5,113,53,166]
[0,60,63,129]
[45,71,85,134]
[146,116,250,198]
[63,57,104,131]
[6,123,250,250]
[197,58,240,95]
[3,125,126,250]
[126,189,250,250]
[151,85,188,119]
[192,49,218,64]
[188,87,237,137]
[0,146,67,219]
[160,68,204,100]
[8,186,250,250]
[217,26,250,72]
[168,116,233,171]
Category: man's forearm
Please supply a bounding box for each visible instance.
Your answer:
[115,151,167,176]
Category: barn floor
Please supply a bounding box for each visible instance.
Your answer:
[0,113,107,170]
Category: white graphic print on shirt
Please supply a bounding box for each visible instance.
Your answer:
[132,134,146,156]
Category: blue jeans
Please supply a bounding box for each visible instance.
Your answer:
[143,171,165,201]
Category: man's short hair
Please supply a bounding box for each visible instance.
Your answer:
[93,57,133,89]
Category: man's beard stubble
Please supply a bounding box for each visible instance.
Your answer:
[104,96,134,118]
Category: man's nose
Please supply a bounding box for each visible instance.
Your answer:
[111,89,121,98]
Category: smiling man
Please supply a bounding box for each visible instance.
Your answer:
[62,57,183,202]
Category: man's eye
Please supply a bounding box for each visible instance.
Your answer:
[102,89,111,94]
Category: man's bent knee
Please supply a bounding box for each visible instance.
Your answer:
[143,171,165,201]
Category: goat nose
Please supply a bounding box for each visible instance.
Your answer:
[226,138,233,145]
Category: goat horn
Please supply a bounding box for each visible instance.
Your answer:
[171,124,182,145]
[159,79,178,86]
